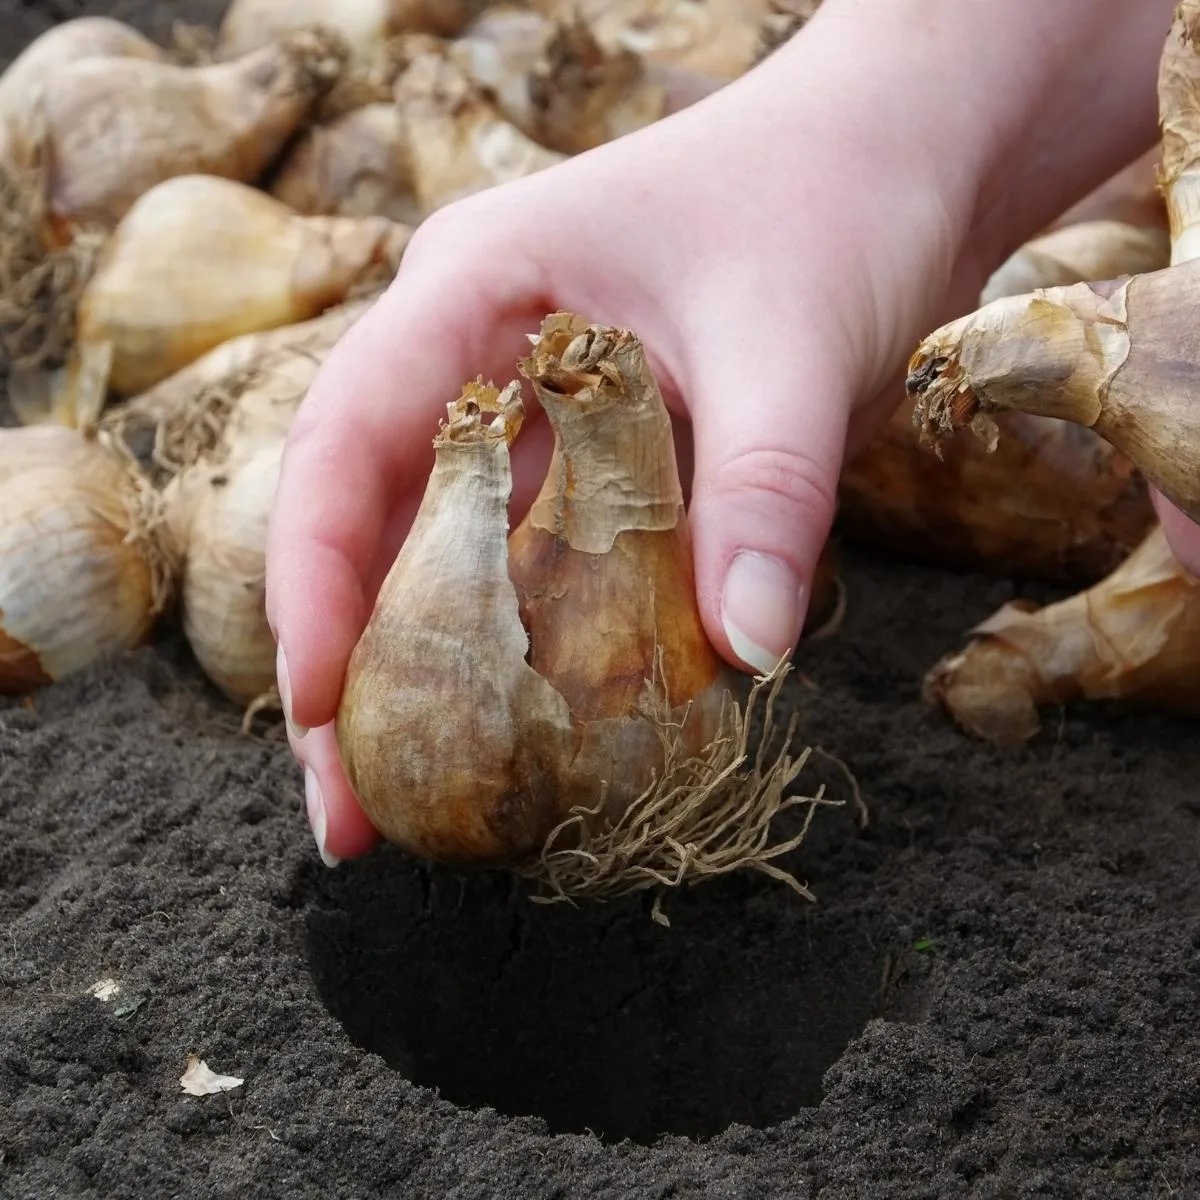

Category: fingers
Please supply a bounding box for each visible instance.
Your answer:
[265,214,547,735]
[684,319,849,675]
[1151,489,1200,576]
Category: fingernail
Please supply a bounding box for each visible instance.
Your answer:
[721,551,802,675]
[305,768,341,868]
[276,642,308,739]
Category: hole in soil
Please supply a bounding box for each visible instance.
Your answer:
[306,849,918,1145]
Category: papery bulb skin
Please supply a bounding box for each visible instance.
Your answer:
[74,175,409,399]
[451,5,555,121]
[1158,0,1200,266]
[167,440,284,704]
[0,18,165,151]
[839,401,1156,584]
[152,302,378,704]
[451,10,675,155]
[17,30,348,240]
[336,384,576,865]
[508,313,731,814]
[906,263,1200,526]
[338,317,821,900]
[520,16,668,153]
[109,294,376,476]
[906,4,1200,525]
[0,426,170,693]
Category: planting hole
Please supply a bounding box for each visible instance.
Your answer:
[306,849,913,1145]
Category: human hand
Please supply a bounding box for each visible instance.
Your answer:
[265,0,1173,865]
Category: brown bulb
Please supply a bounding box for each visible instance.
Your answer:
[337,312,822,906]
[924,525,1200,746]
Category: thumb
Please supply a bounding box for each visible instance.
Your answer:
[684,331,848,675]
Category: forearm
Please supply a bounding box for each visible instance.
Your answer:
[752,0,1175,270]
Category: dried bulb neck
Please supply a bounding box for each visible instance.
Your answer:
[509,312,725,726]
[907,267,1200,524]
[277,26,353,97]
[335,322,819,895]
[906,282,1120,441]
[519,314,684,554]
[438,378,525,447]
[527,14,648,130]
[530,17,604,92]
[317,33,437,119]
[336,378,577,865]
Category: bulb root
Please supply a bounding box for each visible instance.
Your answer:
[0,158,100,381]
[516,651,834,911]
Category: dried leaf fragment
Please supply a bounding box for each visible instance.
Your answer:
[88,978,121,1001]
[180,1056,244,1096]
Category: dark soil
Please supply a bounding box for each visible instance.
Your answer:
[2,4,1200,1199]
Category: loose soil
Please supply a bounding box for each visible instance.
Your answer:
[1,4,1199,1198]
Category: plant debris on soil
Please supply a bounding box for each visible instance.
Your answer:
[2,4,1200,1200]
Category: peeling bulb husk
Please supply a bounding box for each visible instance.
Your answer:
[845,214,1163,584]
[337,312,824,903]
[839,401,1155,584]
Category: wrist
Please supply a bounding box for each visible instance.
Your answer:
[748,0,1173,284]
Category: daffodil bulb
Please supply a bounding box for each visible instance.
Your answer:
[0,426,173,692]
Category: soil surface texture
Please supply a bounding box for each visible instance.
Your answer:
[1,3,1199,1198]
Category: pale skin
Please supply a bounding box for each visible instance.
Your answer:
[264,0,1195,866]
